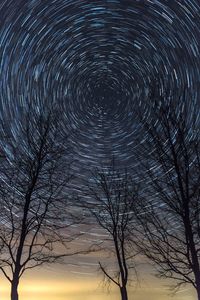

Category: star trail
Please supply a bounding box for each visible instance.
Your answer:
[0,0,200,296]
[1,0,199,174]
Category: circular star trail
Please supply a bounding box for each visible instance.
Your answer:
[0,0,200,173]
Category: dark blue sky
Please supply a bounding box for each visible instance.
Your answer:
[0,0,199,176]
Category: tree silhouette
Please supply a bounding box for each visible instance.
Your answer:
[0,108,75,300]
[135,93,200,299]
[85,161,139,300]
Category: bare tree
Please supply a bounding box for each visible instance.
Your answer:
[85,161,139,300]
[0,108,75,300]
[134,92,200,299]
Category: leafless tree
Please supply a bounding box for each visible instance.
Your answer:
[134,92,200,299]
[0,108,76,300]
[85,161,139,300]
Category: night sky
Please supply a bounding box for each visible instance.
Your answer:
[0,0,200,299]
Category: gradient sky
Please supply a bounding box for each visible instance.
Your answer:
[0,0,200,299]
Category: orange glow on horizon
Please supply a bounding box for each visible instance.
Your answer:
[0,270,196,300]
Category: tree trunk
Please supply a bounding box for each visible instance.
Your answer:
[11,277,19,300]
[195,275,200,300]
[120,286,128,300]
[184,209,200,300]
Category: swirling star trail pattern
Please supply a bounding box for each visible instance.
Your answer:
[1,0,200,170]
[0,0,200,278]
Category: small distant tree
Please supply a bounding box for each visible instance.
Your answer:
[0,108,75,300]
[135,92,200,299]
[85,161,139,300]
